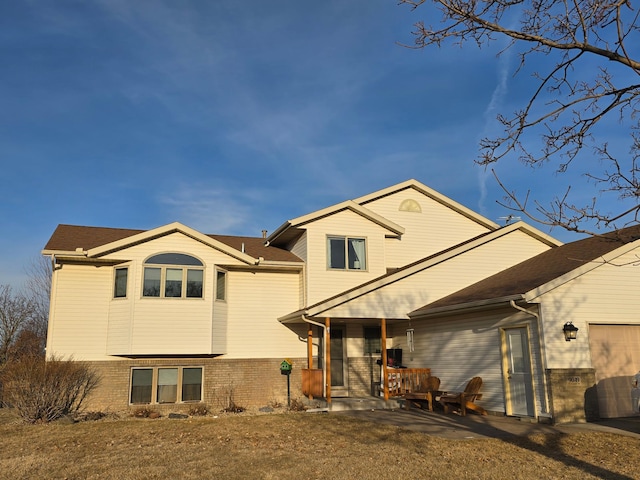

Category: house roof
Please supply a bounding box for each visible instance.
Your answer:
[267,179,500,247]
[279,221,560,323]
[43,224,302,263]
[410,224,640,317]
[267,200,405,246]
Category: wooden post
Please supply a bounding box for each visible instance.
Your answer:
[381,318,388,401]
[307,325,313,369]
[326,317,331,404]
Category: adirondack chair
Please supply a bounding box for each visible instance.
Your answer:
[439,377,487,416]
[404,376,441,412]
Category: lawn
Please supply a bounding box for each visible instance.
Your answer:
[0,409,636,480]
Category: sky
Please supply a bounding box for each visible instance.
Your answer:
[0,0,621,287]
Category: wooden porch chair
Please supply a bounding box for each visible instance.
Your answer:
[439,376,487,416]
[404,376,441,412]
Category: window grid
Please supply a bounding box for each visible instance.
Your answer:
[130,366,203,405]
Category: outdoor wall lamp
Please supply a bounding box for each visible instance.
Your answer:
[563,322,579,341]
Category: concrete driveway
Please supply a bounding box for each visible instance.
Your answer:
[335,408,640,440]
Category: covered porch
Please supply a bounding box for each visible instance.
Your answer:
[294,315,431,406]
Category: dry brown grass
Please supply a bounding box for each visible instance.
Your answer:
[0,409,637,480]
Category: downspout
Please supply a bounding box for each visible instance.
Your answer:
[301,315,327,399]
[510,300,550,415]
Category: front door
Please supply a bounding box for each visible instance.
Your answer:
[330,326,348,396]
[503,327,535,416]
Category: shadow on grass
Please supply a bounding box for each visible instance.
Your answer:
[337,408,636,480]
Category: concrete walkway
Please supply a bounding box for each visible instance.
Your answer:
[335,408,640,440]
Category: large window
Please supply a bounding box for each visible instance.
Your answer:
[130,367,203,404]
[142,253,204,299]
[327,236,366,270]
[114,267,128,298]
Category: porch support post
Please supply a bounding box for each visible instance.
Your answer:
[381,318,388,401]
[325,317,331,404]
[307,325,313,369]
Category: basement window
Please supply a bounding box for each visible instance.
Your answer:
[130,367,203,405]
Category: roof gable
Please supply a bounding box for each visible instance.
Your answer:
[410,224,640,316]
[267,200,405,246]
[279,221,558,322]
[267,179,501,247]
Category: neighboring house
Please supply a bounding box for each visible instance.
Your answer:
[408,226,640,423]
[45,179,583,419]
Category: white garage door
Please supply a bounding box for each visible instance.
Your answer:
[589,325,640,418]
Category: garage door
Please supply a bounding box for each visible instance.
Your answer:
[589,325,640,418]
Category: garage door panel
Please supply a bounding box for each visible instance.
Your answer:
[589,325,640,418]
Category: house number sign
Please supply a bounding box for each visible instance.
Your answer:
[567,376,581,384]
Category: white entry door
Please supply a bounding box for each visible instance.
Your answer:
[504,327,535,417]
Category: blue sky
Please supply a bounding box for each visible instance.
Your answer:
[0,1,606,286]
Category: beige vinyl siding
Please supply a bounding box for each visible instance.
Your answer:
[303,210,389,305]
[47,264,112,361]
[395,307,546,416]
[321,229,553,319]
[289,232,308,306]
[225,270,305,359]
[289,231,307,262]
[211,291,228,354]
[535,247,640,369]
[362,189,492,268]
[50,232,253,359]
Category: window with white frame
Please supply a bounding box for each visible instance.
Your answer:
[142,253,204,299]
[130,366,203,404]
[327,236,366,270]
[215,270,227,301]
[113,267,128,298]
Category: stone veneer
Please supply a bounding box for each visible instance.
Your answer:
[546,368,596,424]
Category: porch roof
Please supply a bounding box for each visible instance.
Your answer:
[410,224,640,318]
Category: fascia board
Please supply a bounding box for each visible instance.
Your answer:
[509,221,563,247]
[86,222,257,265]
[524,240,640,302]
[291,200,404,235]
[408,295,525,319]
[267,200,404,244]
[306,227,522,317]
[355,179,500,230]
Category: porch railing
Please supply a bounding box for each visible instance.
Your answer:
[386,368,431,397]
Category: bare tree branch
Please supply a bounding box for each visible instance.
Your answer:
[400,0,640,232]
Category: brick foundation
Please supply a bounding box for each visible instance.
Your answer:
[546,368,596,424]
[85,357,306,414]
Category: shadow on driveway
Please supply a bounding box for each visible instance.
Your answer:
[335,408,640,440]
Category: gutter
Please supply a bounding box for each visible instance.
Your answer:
[509,300,551,416]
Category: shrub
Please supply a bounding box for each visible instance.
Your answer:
[132,407,159,418]
[288,398,307,412]
[1,354,100,423]
[188,403,209,416]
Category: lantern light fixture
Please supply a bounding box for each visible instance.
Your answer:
[563,322,579,341]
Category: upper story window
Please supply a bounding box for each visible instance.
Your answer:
[215,270,227,301]
[114,267,128,298]
[142,253,204,299]
[327,236,366,271]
